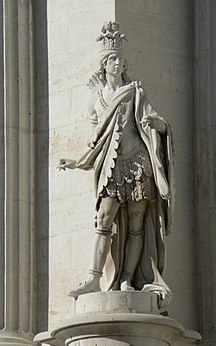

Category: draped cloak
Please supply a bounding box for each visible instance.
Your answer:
[67,84,175,293]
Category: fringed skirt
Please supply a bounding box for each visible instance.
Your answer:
[103,143,156,204]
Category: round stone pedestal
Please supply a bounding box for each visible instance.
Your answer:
[34,291,201,346]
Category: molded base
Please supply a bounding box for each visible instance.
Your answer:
[34,291,201,346]
[0,333,35,346]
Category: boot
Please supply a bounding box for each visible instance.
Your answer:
[68,270,102,298]
[120,231,143,291]
[120,272,135,291]
[68,229,112,299]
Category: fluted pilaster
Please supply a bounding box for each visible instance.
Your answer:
[0,0,37,344]
[194,0,216,344]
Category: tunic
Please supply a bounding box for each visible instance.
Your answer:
[96,87,156,204]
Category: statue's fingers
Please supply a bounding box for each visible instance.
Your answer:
[58,165,66,171]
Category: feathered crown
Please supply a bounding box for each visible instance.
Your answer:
[96,21,126,56]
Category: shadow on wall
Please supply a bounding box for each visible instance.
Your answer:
[0,0,4,331]
[33,0,49,332]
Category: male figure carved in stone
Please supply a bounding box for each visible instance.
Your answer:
[59,22,174,305]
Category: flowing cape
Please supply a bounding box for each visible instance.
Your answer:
[67,84,175,292]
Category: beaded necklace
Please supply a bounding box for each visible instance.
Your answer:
[97,89,109,110]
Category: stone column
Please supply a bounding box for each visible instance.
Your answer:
[194,0,216,344]
[0,0,37,345]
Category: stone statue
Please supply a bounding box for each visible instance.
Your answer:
[59,21,175,307]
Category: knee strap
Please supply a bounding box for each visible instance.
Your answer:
[95,228,112,236]
[121,271,133,281]
[89,269,103,277]
[127,229,144,237]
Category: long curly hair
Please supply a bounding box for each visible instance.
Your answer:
[87,53,131,89]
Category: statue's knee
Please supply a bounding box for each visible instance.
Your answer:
[97,211,113,230]
[129,211,145,231]
[95,211,112,235]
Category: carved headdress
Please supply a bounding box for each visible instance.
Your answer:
[87,22,129,89]
[96,21,126,57]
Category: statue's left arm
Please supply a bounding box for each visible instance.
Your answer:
[140,100,167,134]
[136,92,175,234]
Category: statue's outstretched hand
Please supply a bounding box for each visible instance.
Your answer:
[58,158,76,171]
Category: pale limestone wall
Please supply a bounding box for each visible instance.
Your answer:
[47,0,115,328]
[47,0,198,331]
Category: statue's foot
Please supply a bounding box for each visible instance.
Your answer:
[120,279,135,291]
[68,278,101,299]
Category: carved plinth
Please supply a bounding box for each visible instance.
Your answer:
[0,332,35,346]
[34,292,201,346]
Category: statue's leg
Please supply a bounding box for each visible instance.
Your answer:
[120,199,147,291]
[68,196,120,298]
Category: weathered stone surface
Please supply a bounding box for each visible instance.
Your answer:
[0,1,37,344]
[35,291,201,346]
[1,0,216,345]
[47,0,197,332]
[194,0,216,344]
